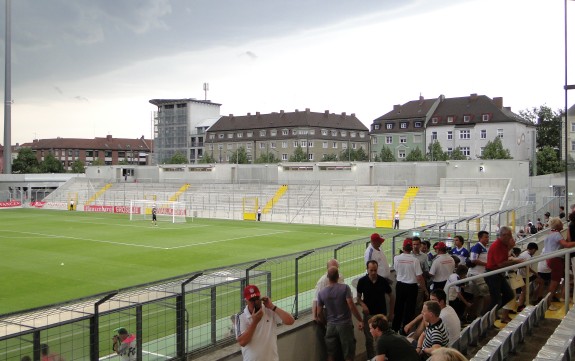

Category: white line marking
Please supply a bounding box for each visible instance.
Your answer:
[166,230,291,249]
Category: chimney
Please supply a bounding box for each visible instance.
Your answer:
[295,109,299,112]
[305,108,310,112]
[351,113,355,117]
[256,112,260,116]
[393,104,401,112]
[419,94,424,105]
[493,97,503,109]
[229,114,233,117]
[324,110,329,115]
[341,112,346,116]
[247,112,251,116]
[106,135,112,141]
[470,93,478,101]
[280,110,284,114]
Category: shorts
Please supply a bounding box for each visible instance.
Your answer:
[325,323,356,360]
[538,272,551,282]
[547,258,565,282]
[466,276,489,297]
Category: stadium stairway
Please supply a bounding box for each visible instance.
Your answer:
[84,182,112,205]
[262,184,288,214]
[168,183,190,201]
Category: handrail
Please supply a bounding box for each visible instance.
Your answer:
[446,240,573,315]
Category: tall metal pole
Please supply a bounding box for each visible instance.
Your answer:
[3,0,11,174]
[565,0,570,212]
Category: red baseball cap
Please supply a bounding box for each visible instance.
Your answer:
[434,241,447,250]
[243,285,261,300]
[403,238,413,248]
[371,233,384,243]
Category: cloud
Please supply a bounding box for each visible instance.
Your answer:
[53,86,63,95]
[73,96,89,102]
[242,51,258,60]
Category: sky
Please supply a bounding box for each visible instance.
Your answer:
[0,0,574,145]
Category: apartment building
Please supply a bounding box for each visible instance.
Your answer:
[205,108,369,163]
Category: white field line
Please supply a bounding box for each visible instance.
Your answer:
[166,230,291,250]
[63,219,210,229]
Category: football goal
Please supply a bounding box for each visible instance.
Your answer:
[129,200,187,223]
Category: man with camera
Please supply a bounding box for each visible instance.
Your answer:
[235,284,295,361]
[112,327,136,361]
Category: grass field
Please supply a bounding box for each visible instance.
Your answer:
[0,208,397,315]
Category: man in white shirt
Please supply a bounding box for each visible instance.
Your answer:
[364,233,391,281]
[429,242,455,292]
[466,231,490,317]
[236,285,295,361]
[392,238,428,333]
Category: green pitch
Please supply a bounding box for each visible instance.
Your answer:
[0,208,395,315]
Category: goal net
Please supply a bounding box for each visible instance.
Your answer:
[129,200,187,223]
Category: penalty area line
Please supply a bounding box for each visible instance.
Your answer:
[166,230,291,250]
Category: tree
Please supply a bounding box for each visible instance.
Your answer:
[289,146,308,162]
[536,146,563,175]
[427,142,447,161]
[481,137,512,159]
[354,147,369,161]
[449,147,467,160]
[71,160,85,173]
[255,151,280,164]
[199,153,216,164]
[519,105,562,151]
[168,152,188,164]
[376,146,396,162]
[405,147,426,161]
[91,158,104,166]
[229,147,250,164]
[12,147,40,173]
[40,153,65,173]
[321,153,338,161]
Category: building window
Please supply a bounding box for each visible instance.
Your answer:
[308,141,314,148]
[374,124,380,130]
[227,144,233,150]
[322,129,328,135]
[352,143,357,149]
[400,136,407,143]
[282,129,289,135]
[341,131,347,137]
[400,122,407,129]
[414,121,422,128]
[294,141,299,147]
[68,149,73,156]
[386,123,393,130]
[332,142,338,149]
[105,150,112,157]
[308,153,313,160]
[386,136,392,144]
[237,132,243,138]
[227,133,233,139]
[209,134,215,140]
[571,122,575,132]
[431,117,439,124]
[219,134,224,139]
[259,130,266,136]
[461,147,470,156]
[372,137,378,144]
[271,129,277,136]
[447,147,453,156]
[259,143,266,149]
[350,132,356,138]
[431,132,437,140]
[270,142,276,148]
[331,130,338,136]
[447,131,453,140]
[482,114,490,121]
[342,143,348,150]
[447,116,455,123]
[481,129,487,139]
[298,129,308,135]
[463,115,472,122]
[571,141,575,151]
[480,147,485,156]
[323,141,328,148]
[360,132,365,138]
[282,141,288,148]
[292,129,298,135]
[282,153,288,161]
[300,140,307,147]
[459,130,470,139]
[55,150,59,156]
[497,129,503,138]
[309,129,315,135]
[246,143,252,150]
[247,132,253,138]
[398,150,406,159]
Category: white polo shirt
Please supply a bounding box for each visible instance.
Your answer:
[236,306,283,361]
[440,305,461,345]
[364,244,391,279]
[393,252,422,284]
[429,254,455,282]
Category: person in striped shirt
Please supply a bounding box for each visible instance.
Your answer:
[417,301,449,359]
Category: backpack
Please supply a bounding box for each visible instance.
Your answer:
[530,225,537,234]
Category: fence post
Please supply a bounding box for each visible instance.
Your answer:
[177,273,202,359]
[90,292,117,361]
[294,251,314,319]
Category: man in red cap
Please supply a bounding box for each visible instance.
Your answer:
[428,241,455,292]
[235,284,294,361]
[392,238,428,333]
[365,233,391,282]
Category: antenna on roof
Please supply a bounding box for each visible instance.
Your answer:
[203,82,209,101]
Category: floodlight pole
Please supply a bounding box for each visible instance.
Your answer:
[3,0,11,174]
[565,0,574,212]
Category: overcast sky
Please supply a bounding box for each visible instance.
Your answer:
[1,0,574,145]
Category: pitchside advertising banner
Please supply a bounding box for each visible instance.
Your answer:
[0,200,21,208]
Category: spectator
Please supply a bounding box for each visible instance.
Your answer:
[357,260,394,360]
[516,242,540,312]
[368,314,419,361]
[430,347,468,361]
[416,301,450,360]
[445,264,472,322]
[40,344,65,361]
[317,266,364,361]
[466,231,490,317]
[449,236,470,266]
[429,242,455,292]
[559,206,566,219]
[112,328,136,361]
[365,233,391,282]
[236,285,295,361]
